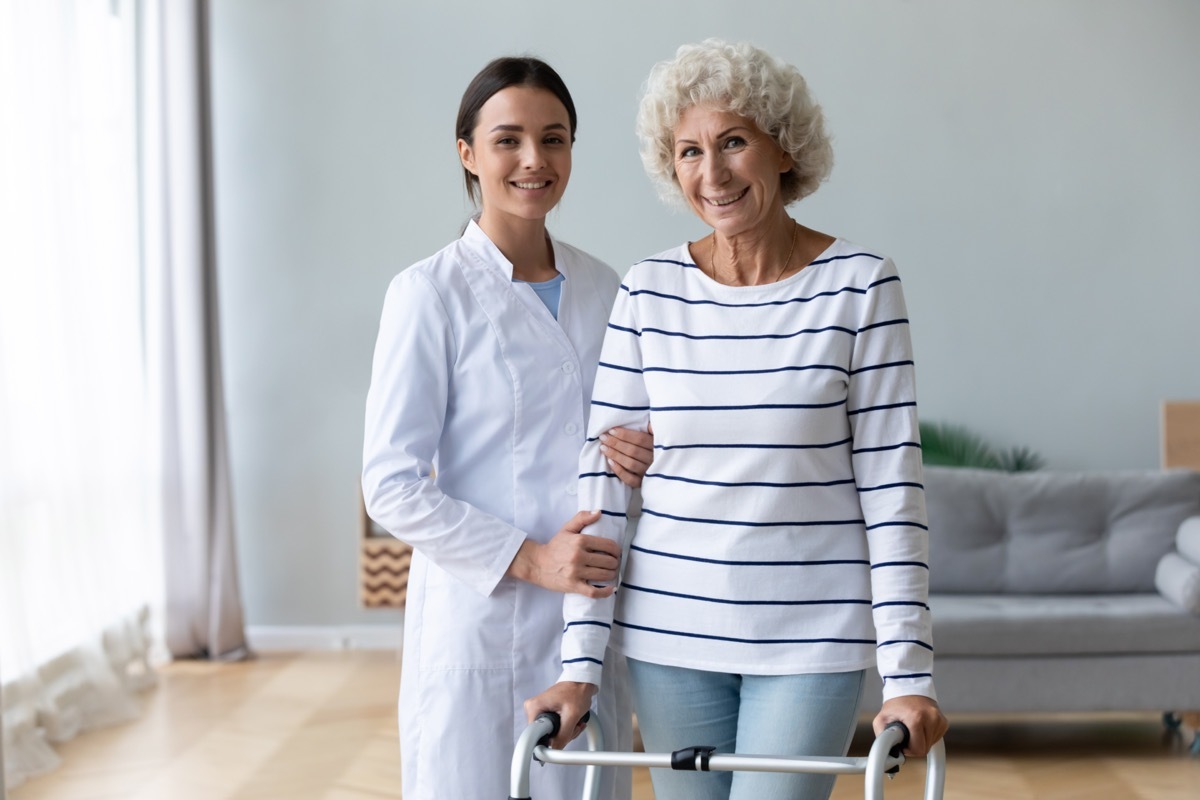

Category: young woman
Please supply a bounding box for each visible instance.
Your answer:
[361,57,647,800]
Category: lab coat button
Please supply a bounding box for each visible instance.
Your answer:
[566,484,578,496]
[562,362,576,374]
[564,422,579,435]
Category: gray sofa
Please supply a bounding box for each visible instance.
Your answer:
[861,467,1200,723]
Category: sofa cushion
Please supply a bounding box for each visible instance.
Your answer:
[928,594,1200,656]
[1156,552,1200,614]
[1179,516,1200,564]
[925,467,1200,593]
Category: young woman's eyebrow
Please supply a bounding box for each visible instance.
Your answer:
[489,122,569,133]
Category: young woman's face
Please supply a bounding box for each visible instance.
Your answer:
[458,86,573,224]
[672,105,793,238]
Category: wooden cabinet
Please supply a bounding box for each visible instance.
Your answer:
[1163,401,1200,470]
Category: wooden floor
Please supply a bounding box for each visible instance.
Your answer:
[9,651,1199,799]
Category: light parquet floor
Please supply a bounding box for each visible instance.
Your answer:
[9,651,1200,799]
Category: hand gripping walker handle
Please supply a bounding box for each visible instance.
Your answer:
[866,720,947,800]
[536,710,592,747]
[509,710,596,800]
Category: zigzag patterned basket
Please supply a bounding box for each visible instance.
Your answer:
[359,490,411,608]
[360,538,412,608]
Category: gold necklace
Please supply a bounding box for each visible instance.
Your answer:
[709,221,798,285]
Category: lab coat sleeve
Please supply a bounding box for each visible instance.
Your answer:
[848,257,936,702]
[560,281,649,685]
[362,269,527,597]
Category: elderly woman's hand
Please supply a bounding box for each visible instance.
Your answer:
[872,695,948,757]
[524,681,598,750]
[602,423,654,488]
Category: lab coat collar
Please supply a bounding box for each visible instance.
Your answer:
[461,217,572,282]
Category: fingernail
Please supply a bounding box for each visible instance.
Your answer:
[600,433,609,441]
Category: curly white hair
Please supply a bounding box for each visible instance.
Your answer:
[636,39,834,207]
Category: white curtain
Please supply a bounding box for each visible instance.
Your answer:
[0,0,158,790]
[0,0,246,790]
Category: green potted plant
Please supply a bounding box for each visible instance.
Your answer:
[918,421,1044,472]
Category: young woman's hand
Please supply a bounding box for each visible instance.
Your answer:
[602,423,654,488]
[524,681,598,749]
[872,695,948,757]
[506,511,620,597]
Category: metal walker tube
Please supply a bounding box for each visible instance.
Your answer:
[509,712,604,800]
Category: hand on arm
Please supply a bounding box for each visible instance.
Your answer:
[524,681,599,749]
[601,422,654,488]
[873,695,948,757]
[506,511,620,597]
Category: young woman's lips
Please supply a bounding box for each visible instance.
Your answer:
[512,180,552,190]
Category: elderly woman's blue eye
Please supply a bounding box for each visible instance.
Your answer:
[679,146,700,158]
[725,137,746,148]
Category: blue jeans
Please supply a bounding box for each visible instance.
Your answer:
[627,659,864,800]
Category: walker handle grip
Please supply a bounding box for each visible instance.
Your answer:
[884,721,910,774]
[534,710,592,748]
[884,720,911,754]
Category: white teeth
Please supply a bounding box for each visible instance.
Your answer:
[514,181,550,189]
[709,188,747,206]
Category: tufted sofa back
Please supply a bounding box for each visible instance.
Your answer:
[924,467,1200,593]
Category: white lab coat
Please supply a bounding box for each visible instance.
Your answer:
[362,220,632,800]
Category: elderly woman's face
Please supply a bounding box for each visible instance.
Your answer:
[672,105,793,237]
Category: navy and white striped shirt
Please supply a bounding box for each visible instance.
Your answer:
[560,239,936,703]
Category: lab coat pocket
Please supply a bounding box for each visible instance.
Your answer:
[418,564,515,670]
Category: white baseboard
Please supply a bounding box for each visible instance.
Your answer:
[247,624,403,652]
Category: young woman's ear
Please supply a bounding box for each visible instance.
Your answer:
[458,139,477,175]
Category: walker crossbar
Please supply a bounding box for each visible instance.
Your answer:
[509,714,946,800]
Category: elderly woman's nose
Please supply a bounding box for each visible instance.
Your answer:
[701,151,728,183]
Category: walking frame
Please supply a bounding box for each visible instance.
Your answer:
[510,711,946,799]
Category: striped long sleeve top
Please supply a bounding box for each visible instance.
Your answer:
[559,239,936,703]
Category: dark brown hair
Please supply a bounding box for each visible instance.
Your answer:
[455,56,578,204]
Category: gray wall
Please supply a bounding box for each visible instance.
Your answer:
[209,0,1200,627]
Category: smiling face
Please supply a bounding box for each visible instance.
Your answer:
[457,85,572,228]
[672,105,794,237]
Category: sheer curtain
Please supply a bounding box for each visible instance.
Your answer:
[0,0,158,790]
[0,0,246,790]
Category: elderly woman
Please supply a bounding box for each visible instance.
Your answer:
[527,39,947,799]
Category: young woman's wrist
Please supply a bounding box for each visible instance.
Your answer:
[506,538,538,583]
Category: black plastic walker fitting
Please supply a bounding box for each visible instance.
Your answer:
[670,745,717,771]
